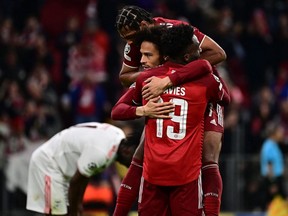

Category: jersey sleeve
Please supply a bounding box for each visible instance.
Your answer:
[132,74,145,106]
[154,17,205,48]
[168,59,212,86]
[206,74,231,106]
[111,86,139,120]
[261,145,273,175]
[77,146,108,177]
[123,43,141,68]
[193,26,205,46]
[212,66,230,106]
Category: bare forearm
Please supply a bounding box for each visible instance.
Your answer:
[68,184,86,215]
[200,50,226,65]
[200,35,227,65]
[119,71,141,87]
[68,174,89,216]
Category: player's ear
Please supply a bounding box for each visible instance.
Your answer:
[184,53,190,62]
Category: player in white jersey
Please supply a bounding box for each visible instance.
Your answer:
[26,122,139,216]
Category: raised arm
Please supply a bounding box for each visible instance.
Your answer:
[119,64,142,87]
[200,35,226,65]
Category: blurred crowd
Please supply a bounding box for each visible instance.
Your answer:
[0,0,288,213]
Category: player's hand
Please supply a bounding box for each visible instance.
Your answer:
[143,97,174,118]
[142,76,172,100]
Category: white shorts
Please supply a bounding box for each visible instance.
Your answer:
[26,147,69,214]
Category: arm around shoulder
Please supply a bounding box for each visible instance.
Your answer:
[169,59,212,86]
[111,88,139,120]
[119,64,141,87]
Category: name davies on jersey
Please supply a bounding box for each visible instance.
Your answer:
[163,86,186,96]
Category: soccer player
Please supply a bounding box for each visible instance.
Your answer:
[260,121,286,209]
[112,24,230,216]
[114,5,228,216]
[26,122,140,216]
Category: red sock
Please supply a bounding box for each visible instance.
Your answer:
[113,157,143,216]
[202,162,223,216]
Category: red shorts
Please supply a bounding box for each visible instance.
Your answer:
[138,176,203,216]
[204,103,224,133]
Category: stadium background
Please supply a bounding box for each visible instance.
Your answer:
[0,0,288,215]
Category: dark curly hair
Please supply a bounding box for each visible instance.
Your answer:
[161,24,195,60]
[116,5,154,31]
[133,25,167,56]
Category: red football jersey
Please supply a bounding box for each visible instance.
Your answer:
[133,62,226,186]
[122,17,206,68]
[111,59,220,120]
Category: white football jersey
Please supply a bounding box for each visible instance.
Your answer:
[40,122,125,178]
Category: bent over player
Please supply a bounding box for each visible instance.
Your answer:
[26,122,139,216]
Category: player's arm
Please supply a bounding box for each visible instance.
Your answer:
[207,74,231,106]
[111,87,138,120]
[119,64,142,87]
[111,84,174,120]
[211,66,230,104]
[142,59,212,100]
[68,169,90,216]
[119,43,142,87]
[199,35,226,65]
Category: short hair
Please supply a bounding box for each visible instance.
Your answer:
[264,119,282,137]
[133,25,167,56]
[117,126,143,167]
[161,24,195,60]
[116,5,153,31]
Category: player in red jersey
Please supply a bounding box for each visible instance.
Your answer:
[112,24,230,216]
[114,5,228,216]
[116,6,226,87]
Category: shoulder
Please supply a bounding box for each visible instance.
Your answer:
[138,66,166,81]
[153,17,189,26]
[74,122,101,127]
[262,139,276,152]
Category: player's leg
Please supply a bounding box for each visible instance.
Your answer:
[113,129,144,215]
[27,148,68,216]
[26,148,47,214]
[138,179,169,216]
[202,104,224,216]
[202,131,223,216]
